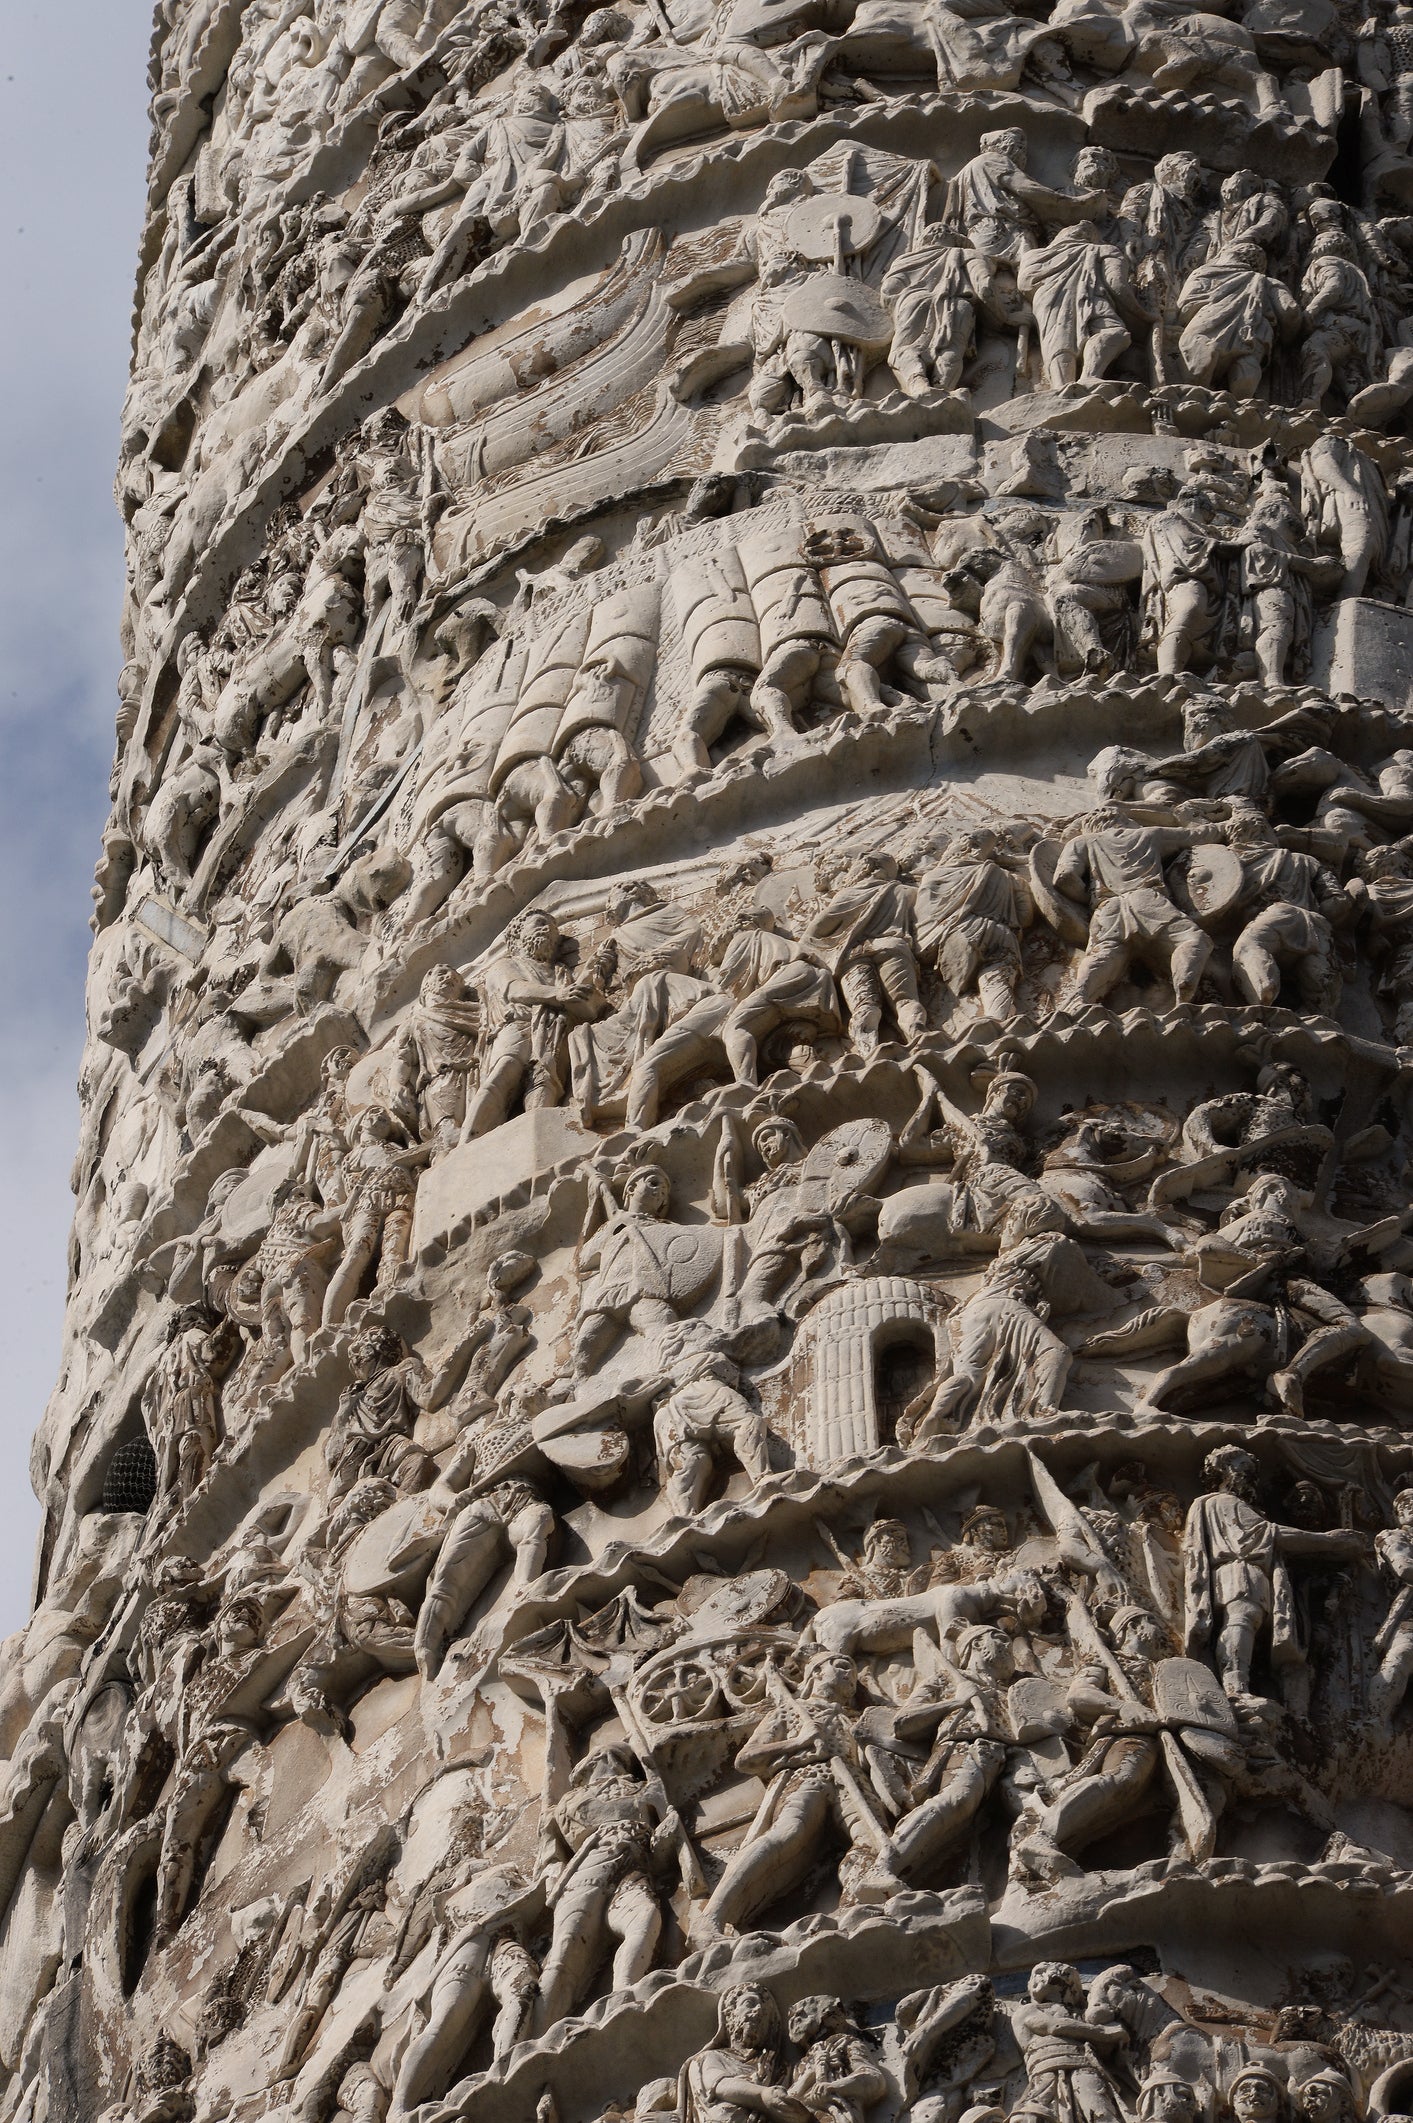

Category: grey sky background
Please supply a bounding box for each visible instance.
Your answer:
[0,5,156,1633]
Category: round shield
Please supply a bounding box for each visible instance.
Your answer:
[342,1492,448,1599]
[780,272,893,351]
[536,1422,631,1490]
[1028,839,1090,947]
[801,1117,893,1209]
[785,194,886,261]
[1182,843,1245,925]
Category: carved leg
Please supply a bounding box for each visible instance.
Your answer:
[535,1877,612,2029]
[702,1779,833,1933]
[864,1744,1002,1895]
[605,1871,662,1993]
[416,1503,509,1679]
[391,1937,491,2113]
[322,1215,380,1328]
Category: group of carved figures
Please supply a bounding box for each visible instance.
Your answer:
[717,143,1413,428]
[25,1442,1413,2109]
[131,0,1411,479]
[124,783,1413,1545]
[118,416,1413,973]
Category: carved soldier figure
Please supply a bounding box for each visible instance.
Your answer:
[324,1324,451,1502]
[858,1622,1017,1897]
[414,1384,555,1677]
[143,1306,230,1508]
[1299,206,1381,408]
[154,1592,277,1942]
[702,1651,886,1931]
[534,1742,680,2027]
[1235,478,1341,688]
[1357,842,1413,1042]
[291,1043,358,1208]
[902,1258,1071,1442]
[1225,811,1350,1014]
[1118,151,1208,384]
[390,964,482,1154]
[649,1317,771,1516]
[800,851,926,1054]
[462,909,604,1139]
[1011,1963,1129,2123]
[573,1161,701,1374]
[1140,483,1229,677]
[1183,1445,1363,1699]
[1176,239,1301,396]
[1017,150,1153,391]
[1052,808,1212,1009]
[323,1106,432,1325]
[227,1178,342,1408]
[625,904,839,1131]
[389,1865,537,2112]
[787,1995,888,2123]
[881,225,1018,396]
[945,128,1098,266]
[1045,507,1143,678]
[914,828,1033,1021]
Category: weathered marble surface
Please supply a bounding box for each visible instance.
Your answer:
[12,1,1413,2120]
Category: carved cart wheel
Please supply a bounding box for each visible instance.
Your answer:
[636,1655,720,1726]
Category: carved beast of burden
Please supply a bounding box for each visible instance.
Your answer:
[17,3,1413,2122]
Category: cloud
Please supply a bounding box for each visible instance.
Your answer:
[0,3,155,1633]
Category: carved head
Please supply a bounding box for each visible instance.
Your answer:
[787,1995,851,2046]
[355,1105,407,1150]
[1221,168,1261,205]
[321,1044,357,1088]
[954,1622,1015,1686]
[1394,1487,1413,1530]
[761,170,813,212]
[1154,152,1202,201]
[1294,2073,1358,2123]
[1072,146,1118,196]
[801,1650,857,1705]
[1228,2067,1285,2123]
[1027,1960,1084,2010]
[1109,1605,1171,1662]
[752,1117,805,1170]
[570,1741,641,1787]
[947,827,1000,864]
[217,1594,263,1654]
[983,1070,1036,1124]
[487,1250,535,1298]
[961,1504,1009,1552]
[1181,693,1232,746]
[1202,1445,1260,1503]
[512,77,558,115]
[863,1519,911,1571]
[1140,2074,1203,2123]
[421,964,468,1005]
[168,1304,215,1343]
[1089,1963,1146,2018]
[980,127,1027,166]
[719,1982,785,2060]
[1226,809,1276,852]
[348,1325,403,1381]
[620,1162,671,1220]
[506,908,558,964]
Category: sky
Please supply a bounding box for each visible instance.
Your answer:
[0,5,156,1634]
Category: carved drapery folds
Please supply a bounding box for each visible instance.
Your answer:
[17,1,1413,2120]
